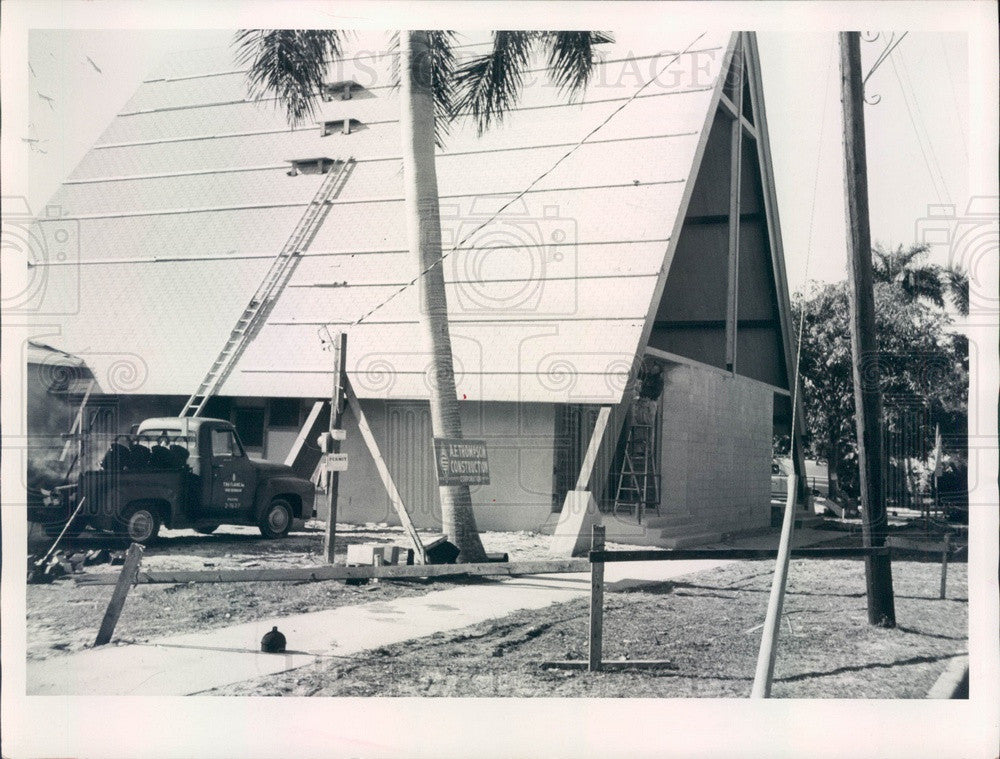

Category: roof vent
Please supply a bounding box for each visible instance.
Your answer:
[285,157,338,176]
[320,118,366,136]
[321,79,370,101]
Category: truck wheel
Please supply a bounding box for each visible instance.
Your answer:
[121,504,161,544]
[259,498,292,539]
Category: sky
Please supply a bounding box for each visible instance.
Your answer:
[24,28,970,294]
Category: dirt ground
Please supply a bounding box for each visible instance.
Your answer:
[206,558,968,698]
[25,522,630,661]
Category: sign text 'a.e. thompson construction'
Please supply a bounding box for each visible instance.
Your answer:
[433,438,490,486]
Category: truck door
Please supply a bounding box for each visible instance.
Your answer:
[206,426,256,519]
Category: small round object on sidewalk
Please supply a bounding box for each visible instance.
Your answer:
[260,626,287,653]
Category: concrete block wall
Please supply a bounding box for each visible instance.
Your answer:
[658,361,773,533]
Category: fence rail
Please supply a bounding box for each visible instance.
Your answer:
[589,546,891,563]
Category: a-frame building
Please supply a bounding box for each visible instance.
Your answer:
[26,30,806,545]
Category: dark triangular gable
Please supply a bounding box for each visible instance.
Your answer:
[645,32,793,392]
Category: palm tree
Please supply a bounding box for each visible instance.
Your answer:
[871,242,969,315]
[235,30,610,561]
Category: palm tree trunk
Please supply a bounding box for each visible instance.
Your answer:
[399,31,487,562]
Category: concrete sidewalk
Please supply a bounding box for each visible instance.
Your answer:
[27,527,844,696]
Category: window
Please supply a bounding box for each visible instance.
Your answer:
[210,428,242,458]
[232,407,265,448]
[269,398,300,428]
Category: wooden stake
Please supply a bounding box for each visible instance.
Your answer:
[750,473,797,698]
[839,31,895,627]
[588,524,605,672]
[323,332,347,564]
[94,542,143,646]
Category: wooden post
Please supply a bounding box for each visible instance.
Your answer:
[324,332,347,564]
[750,474,797,698]
[839,31,895,627]
[940,534,950,600]
[588,524,605,672]
[94,542,144,646]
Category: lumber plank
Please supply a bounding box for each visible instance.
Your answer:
[75,558,590,585]
[345,376,425,562]
[588,546,891,563]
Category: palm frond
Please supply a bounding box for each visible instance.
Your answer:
[233,29,346,126]
[542,31,613,97]
[902,265,945,308]
[944,267,970,315]
[453,31,539,135]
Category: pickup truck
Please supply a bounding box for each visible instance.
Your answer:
[31,417,315,544]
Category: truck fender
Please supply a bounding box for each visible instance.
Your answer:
[253,477,312,520]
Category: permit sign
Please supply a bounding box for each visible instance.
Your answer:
[321,453,349,472]
[433,438,490,486]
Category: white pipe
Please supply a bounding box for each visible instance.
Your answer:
[750,474,797,698]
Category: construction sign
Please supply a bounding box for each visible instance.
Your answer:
[433,438,490,486]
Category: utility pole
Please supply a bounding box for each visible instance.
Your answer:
[839,32,895,627]
[322,332,347,563]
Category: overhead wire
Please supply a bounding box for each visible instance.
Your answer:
[888,47,950,204]
[335,31,709,334]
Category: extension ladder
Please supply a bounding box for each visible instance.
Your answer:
[612,423,660,523]
[181,158,355,417]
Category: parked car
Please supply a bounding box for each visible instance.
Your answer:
[771,458,830,500]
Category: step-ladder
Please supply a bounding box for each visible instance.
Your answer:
[181,158,355,417]
[612,423,660,523]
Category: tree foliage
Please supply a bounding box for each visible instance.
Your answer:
[793,276,968,502]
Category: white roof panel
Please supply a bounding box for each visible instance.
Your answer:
[32,30,734,402]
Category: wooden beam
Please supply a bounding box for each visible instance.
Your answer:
[576,406,612,490]
[344,376,426,562]
[717,93,758,140]
[654,318,777,330]
[59,380,95,461]
[725,33,745,374]
[541,660,677,671]
[742,34,810,505]
[75,558,589,585]
[283,400,324,466]
[589,545,890,563]
[684,211,764,226]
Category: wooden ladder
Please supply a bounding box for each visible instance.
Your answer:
[181,158,355,417]
[612,424,660,523]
